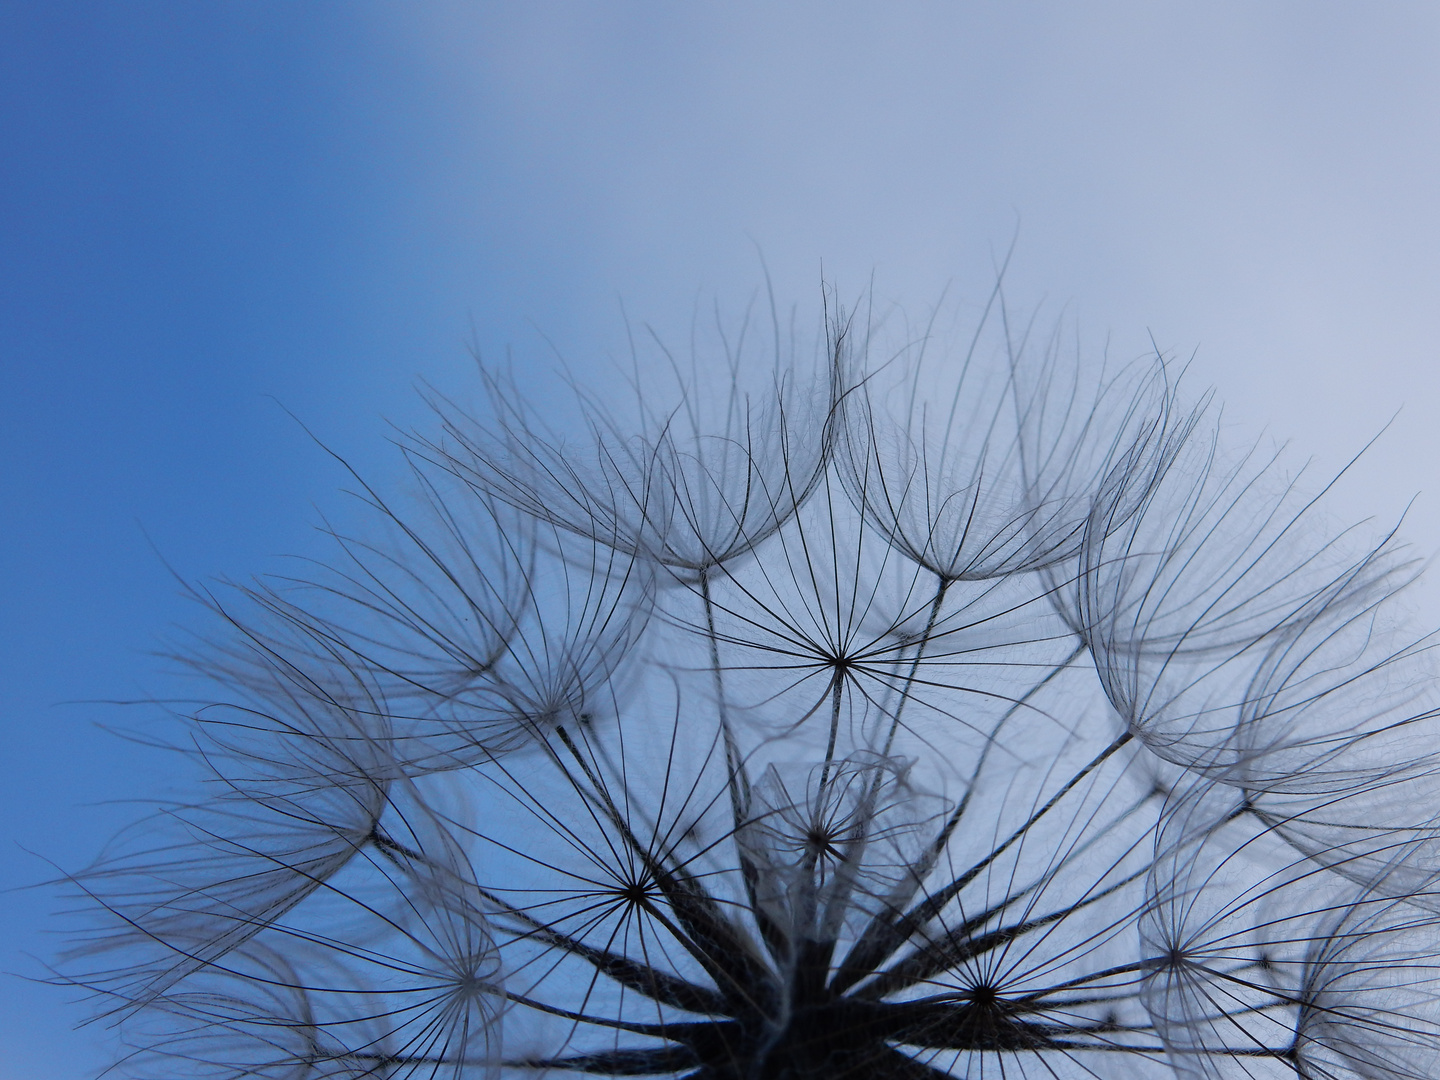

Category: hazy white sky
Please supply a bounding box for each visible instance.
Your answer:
[404,2,1440,522]
[4,4,1440,1074]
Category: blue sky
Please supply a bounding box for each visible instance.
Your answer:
[3,4,1440,1075]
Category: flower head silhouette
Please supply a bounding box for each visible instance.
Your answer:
[59,284,1440,1078]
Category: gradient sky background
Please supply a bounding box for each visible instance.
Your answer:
[4,4,1440,1075]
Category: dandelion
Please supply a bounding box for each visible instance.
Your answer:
[110,789,507,1079]
[424,289,847,579]
[64,604,397,1015]
[248,455,654,770]
[60,283,1440,1078]
[836,284,1179,585]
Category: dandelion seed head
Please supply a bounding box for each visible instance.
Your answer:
[58,280,1440,1079]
